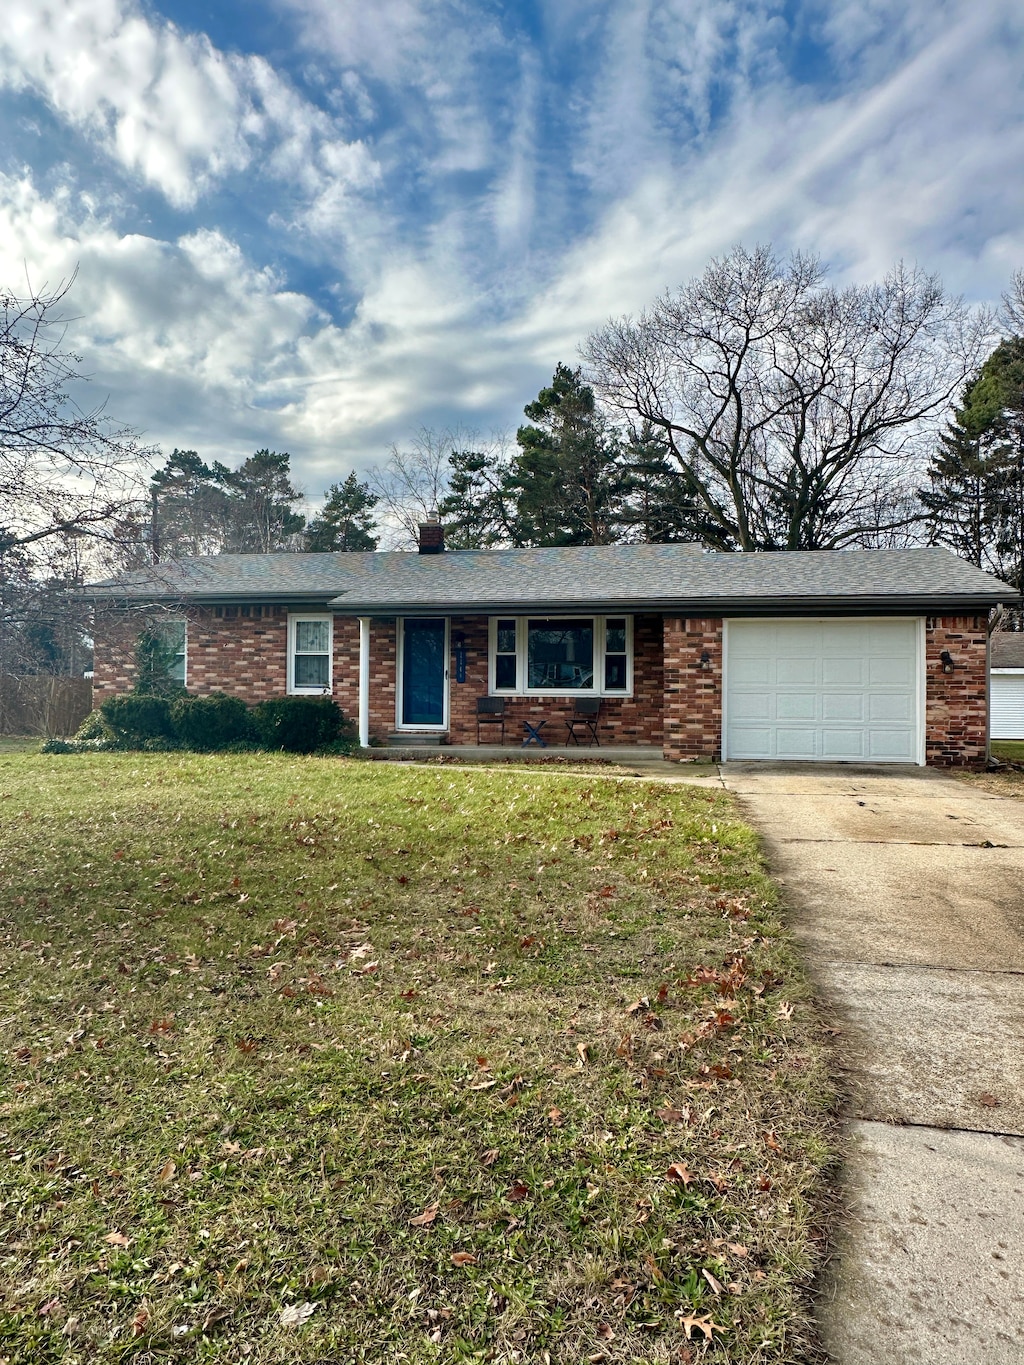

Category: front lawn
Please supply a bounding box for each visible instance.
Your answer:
[0,752,836,1363]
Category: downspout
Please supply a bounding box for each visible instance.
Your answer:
[358,617,370,748]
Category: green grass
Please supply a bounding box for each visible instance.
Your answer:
[991,740,1024,762]
[0,751,837,1364]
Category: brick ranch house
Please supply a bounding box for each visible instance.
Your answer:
[87,522,1016,766]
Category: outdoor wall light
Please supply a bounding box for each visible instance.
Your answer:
[940,650,955,674]
[699,649,712,670]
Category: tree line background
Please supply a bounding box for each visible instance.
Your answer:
[4,246,1024,693]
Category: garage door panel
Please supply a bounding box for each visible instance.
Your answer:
[726,619,921,764]
[775,728,818,758]
[729,726,773,757]
[868,656,915,686]
[869,693,913,722]
[731,694,771,720]
[823,658,864,685]
[822,694,865,721]
[821,729,866,758]
[776,693,818,720]
[730,657,772,684]
[868,729,917,759]
[776,657,818,684]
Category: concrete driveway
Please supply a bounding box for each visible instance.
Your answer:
[720,763,1024,1365]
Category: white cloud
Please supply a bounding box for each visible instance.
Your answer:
[0,0,378,216]
[0,0,1021,514]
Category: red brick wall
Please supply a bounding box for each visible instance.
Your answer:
[91,605,991,765]
[443,613,664,747]
[925,614,989,767]
[663,616,723,761]
[91,606,144,703]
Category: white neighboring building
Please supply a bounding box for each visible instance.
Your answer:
[990,632,1024,739]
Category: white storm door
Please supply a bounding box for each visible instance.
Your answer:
[724,618,922,763]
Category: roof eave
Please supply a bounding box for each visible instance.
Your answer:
[325,593,1015,615]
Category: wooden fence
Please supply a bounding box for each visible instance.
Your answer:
[0,675,93,737]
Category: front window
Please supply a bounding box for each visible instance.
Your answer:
[490,616,632,696]
[528,619,594,690]
[290,615,332,693]
[162,619,186,684]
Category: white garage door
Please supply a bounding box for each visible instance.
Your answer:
[725,619,922,763]
[991,672,1024,739]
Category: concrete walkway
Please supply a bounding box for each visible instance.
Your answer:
[718,763,1024,1365]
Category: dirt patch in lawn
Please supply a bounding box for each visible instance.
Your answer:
[0,752,838,1364]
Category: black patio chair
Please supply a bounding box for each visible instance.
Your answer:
[476,696,506,744]
[566,698,601,746]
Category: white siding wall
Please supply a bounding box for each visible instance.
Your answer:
[990,671,1024,740]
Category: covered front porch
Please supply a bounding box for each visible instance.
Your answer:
[340,611,677,755]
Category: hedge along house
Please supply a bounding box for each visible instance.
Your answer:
[86,518,1016,766]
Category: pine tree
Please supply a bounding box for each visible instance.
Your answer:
[306,473,379,552]
[216,450,306,553]
[512,364,628,545]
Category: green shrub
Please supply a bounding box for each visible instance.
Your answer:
[40,738,74,754]
[171,692,253,750]
[100,694,175,745]
[252,696,348,753]
[75,710,116,742]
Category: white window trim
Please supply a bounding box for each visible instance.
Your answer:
[288,613,333,695]
[488,615,633,697]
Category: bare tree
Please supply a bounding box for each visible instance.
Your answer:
[1001,269,1024,336]
[1,273,151,564]
[367,427,461,548]
[582,245,990,551]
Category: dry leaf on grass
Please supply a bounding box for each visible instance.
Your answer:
[451,1251,477,1267]
[409,1204,439,1227]
[280,1302,317,1328]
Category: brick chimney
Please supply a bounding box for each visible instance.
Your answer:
[418,510,445,554]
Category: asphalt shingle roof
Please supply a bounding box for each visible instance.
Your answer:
[86,543,1016,614]
[991,632,1024,668]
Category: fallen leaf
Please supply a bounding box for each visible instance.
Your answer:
[410,1204,439,1227]
[655,1107,686,1124]
[978,1093,1001,1108]
[451,1252,477,1267]
[764,1130,783,1153]
[702,1269,724,1295]
[506,1181,530,1202]
[576,1041,592,1066]
[104,1231,130,1247]
[480,1148,499,1167]
[547,1107,564,1126]
[676,1313,725,1341]
[665,1163,695,1186]
[156,1158,176,1184]
[280,1302,317,1328]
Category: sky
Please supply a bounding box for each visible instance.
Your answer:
[1,0,1022,511]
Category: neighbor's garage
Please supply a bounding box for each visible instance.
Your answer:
[724,618,923,763]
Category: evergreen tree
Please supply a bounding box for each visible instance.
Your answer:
[922,338,1024,591]
[215,450,306,553]
[306,473,379,552]
[151,449,230,558]
[440,446,521,548]
[512,364,628,545]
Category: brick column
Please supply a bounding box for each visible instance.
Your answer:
[925,615,988,767]
[662,616,723,761]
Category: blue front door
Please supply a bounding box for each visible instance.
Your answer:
[401,619,447,727]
